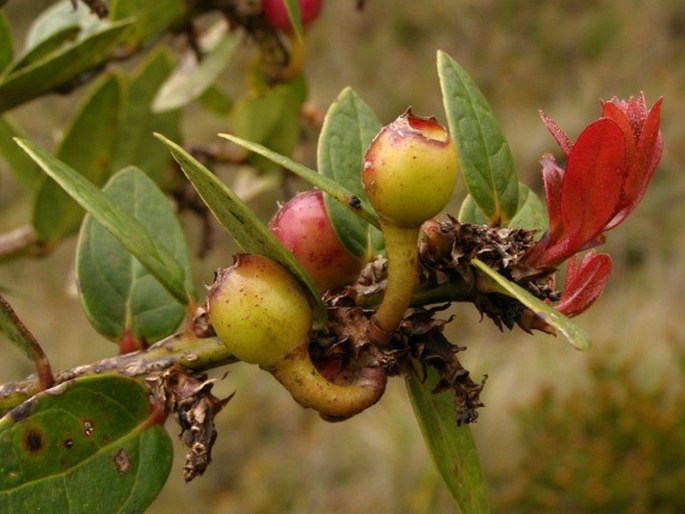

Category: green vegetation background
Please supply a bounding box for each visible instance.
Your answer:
[1,1,684,512]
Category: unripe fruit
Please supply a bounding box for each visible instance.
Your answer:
[269,190,363,291]
[207,254,312,366]
[362,110,458,345]
[362,109,458,228]
[262,0,324,33]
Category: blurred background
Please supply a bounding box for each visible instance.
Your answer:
[1,0,685,512]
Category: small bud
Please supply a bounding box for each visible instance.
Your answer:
[362,109,458,228]
[207,254,312,366]
[269,190,363,291]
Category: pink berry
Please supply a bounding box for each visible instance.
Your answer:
[262,0,323,33]
[269,190,363,292]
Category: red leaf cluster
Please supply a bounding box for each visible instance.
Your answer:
[527,94,663,316]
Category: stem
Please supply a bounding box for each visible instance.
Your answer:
[355,275,476,310]
[0,333,236,416]
[0,294,54,390]
[265,344,387,420]
[368,222,421,346]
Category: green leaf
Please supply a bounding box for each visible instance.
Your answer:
[24,0,105,50]
[110,47,182,184]
[155,133,328,328]
[0,11,13,76]
[197,84,233,118]
[218,133,380,229]
[109,0,186,49]
[457,194,488,225]
[406,368,490,513]
[77,167,192,342]
[317,87,383,260]
[33,72,123,243]
[0,19,132,112]
[438,50,519,225]
[10,26,81,73]
[459,182,548,233]
[152,31,240,112]
[507,183,548,233]
[0,375,172,514]
[230,76,307,163]
[0,116,42,192]
[15,138,191,305]
[283,0,305,39]
[472,258,591,350]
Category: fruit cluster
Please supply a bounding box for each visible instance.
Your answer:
[206,108,458,419]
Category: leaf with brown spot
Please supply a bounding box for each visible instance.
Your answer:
[0,375,172,513]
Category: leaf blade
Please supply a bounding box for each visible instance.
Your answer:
[0,19,132,112]
[0,375,172,514]
[109,47,182,184]
[155,133,327,326]
[317,87,383,259]
[438,50,519,225]
[15,138,191,305]
[218,132,380,229]
[406,369,490,513]
[152,31,240,112]
[472,258,591,350]
[76,167,192,342]
[33,71,123,243]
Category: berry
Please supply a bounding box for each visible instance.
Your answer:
[262,0,323,33]
[269,190,363,291]
[207,254,312,366]
[362,109,458,228]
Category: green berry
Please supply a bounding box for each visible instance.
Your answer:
[362,109,458,227]
[207,254,312,366]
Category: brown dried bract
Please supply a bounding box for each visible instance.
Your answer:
[400,307,486,425]
[150,365,233,482]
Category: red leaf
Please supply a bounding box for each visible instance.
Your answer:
[539,110,573,156]
[558,118,625,251]
[604,97,663,230]
[540,153,564,239]
[556,251,612,317]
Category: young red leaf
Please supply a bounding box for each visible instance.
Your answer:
[540,118,625,265]
[539,109,573,157]
[602,96,663,230]
[556,251,612,317]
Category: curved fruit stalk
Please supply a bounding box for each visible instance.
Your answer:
[207,254,385,418]
[269,190,364,292]
[362,109,458,345]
